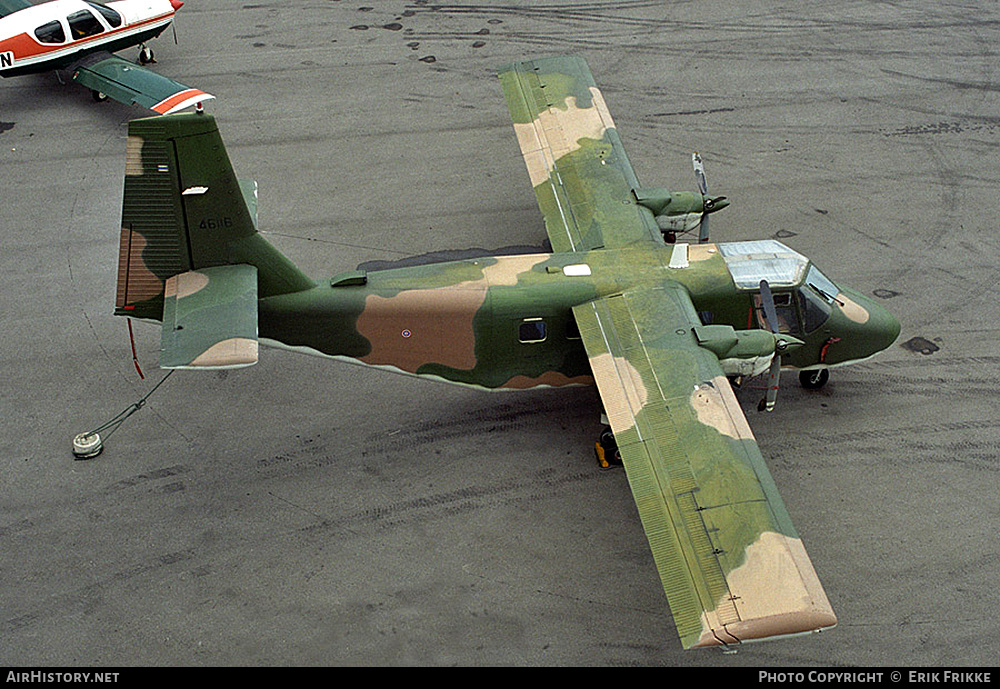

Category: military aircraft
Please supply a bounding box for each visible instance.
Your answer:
[107,56,899,649]
[0,0,212,114]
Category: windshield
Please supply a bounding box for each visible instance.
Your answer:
[804,265,840,303]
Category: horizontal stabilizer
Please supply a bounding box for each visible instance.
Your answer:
[160,265,258,369]
[71,53,214,114]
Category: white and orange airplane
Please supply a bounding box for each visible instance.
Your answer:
[0,0,212,114]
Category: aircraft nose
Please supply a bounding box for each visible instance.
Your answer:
[838,288,900,357]
[170,0,184,11]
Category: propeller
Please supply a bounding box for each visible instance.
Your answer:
[691,153,727,243]
[758,279,788,412]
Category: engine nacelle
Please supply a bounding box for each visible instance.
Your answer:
[694,324,802,379]
[634,188,729,233]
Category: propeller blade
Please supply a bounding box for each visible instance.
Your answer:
[758,279,782,412]
[698,213,710,243]
[693,153,710,242]
[759,280,780,334]
[692,152,708,195]
[762,354,781,412]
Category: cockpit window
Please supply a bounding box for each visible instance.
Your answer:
[35,20,66,44]
[67,9,105,40]
[796,265,840,334]
[804,265,840,303]
[798,285,832,333]
[87,2,122,28]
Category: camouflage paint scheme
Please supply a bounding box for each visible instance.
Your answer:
[113,56,899,649]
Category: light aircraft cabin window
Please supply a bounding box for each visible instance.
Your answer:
[87,2,122,28]
[67,10,105,40]
[519,318,547,343]
[34,20,66,44]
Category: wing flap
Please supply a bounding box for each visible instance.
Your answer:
[70,53,213,114]
[160,265,258,369]
[498,56,659,252]
[573,286,836,648]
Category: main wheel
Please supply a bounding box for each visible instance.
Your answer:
[596,426,622,467]
[799,368,830,389]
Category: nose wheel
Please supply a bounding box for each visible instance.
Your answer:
[799,368,829,390]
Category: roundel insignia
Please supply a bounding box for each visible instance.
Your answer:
[401,329,412,338]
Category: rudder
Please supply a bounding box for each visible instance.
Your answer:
[115,112,313,321]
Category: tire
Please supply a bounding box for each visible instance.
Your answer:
[799,368,830,389]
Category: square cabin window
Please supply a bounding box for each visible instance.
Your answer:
[518,319,547,343]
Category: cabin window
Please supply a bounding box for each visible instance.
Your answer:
[67,10,105,40]
[87,2,122,28]
[518,318,547,343]
[34,21,66,44]
[754,291,800,335]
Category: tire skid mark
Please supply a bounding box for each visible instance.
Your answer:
[1,549,197,636]
[299,467,606,536]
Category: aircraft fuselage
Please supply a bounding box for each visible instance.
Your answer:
[257,243,899,391]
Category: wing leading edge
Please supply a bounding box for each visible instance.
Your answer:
[498,56,660,253]
[572,284,836,648]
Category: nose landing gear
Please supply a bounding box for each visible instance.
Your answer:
[799,368,830,390]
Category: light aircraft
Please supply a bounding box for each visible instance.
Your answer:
[0,0,212,114]
[106,57,899,649]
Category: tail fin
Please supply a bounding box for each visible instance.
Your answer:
[115,112,314,321]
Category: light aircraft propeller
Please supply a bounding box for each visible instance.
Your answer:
[692,152,725,243]
[757,279,801,412]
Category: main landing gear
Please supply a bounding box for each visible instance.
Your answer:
[594,425,622,469]
[138,45,155,65]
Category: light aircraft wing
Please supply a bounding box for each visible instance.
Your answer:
[498,56,661,253]
[572,284,837,648]
[160,265,258,369]
[70,52,213,114]
[0,0,31,19]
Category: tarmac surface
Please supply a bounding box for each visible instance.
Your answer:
[2,0,998,667]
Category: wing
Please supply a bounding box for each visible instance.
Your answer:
[0,0,31,19]
[572,284,836,649]
[70,52,213,114]
[498,56,660,253]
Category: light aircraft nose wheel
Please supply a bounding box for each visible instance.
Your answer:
[139,46,155,64]
[799,368,830,390]
[91,89,108,102]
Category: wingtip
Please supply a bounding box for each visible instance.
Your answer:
[153,89,216,115]
[689,610,838,649]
